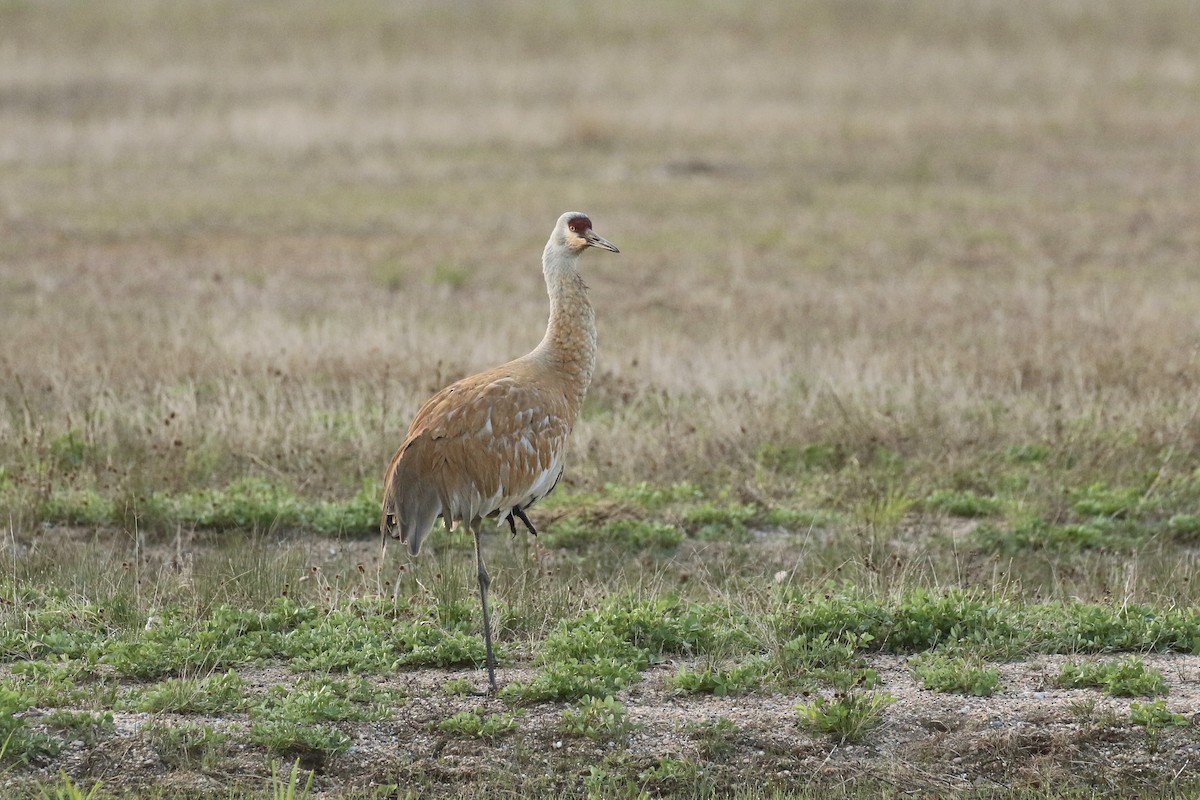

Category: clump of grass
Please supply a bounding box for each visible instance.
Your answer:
[682,501,760,541]
[684,717,739,760]
[248,721,351,765]
[0,683,62,763]
[502,595,738,703]
[973,518,1145,554]
[1053,602,1200,653]
[36,478,380,536]
[560,696,639,741]
[638,756,707,795]
[437,709,520,739]
[29,771,104,800]
[269,759,315,800]
[1130,698,1190,755]
[671,658,767,697]
[1129,698,1188,729]
[499,648,642,704]
[924,489,1003,518]
[888,587,1024,656]
[796,692,895,744]
[602,481,704,510]
[756,442,845,476]
[772,632,880,690]
[254,677,393,725]
[1056,657,1168,697]
[542,517,684,550]
[247,676,396,764]
[909,652,1001,696]
[146,721,230,770]
[43,710,114,746]
[8,659,114,708]
[1070,482,1144,518]
[1168,514,1200,541]
[133,669,247,713]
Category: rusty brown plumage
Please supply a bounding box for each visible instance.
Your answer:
[380,211,619,693]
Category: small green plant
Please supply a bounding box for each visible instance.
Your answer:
[270,758,315,800]
[39,489,115,527]
[1005,443,1051,463]
[672,658,766,696]
[682,501,759,541]
[0,683,62,764]
[603,480,704,510]
[560,696,640,740]
[249,721,351,763]
[1131,698,1190,755]
[47,429,98,474]
[44,710,114,746]
[973,518,1140,554]
[134,669,247,713]
[685,716,738,760]
[254,678,390,725]
[500,657,642,704]
[638,756,705,794]
[1168,514,1200,541]
[910,652,1001,696]
[1056,657,1168,697]
[9,659,112,707]
[502,595,726,703]
[796,692,895,744]
[436,709,519,739]
[33,771,103,800]
[1130,698,1188,729]
[582,764,648,800]
[1066,698,1098,721]
[1070,482,1142,518]
[246,677,373,763]
[146,721,229,770]
[756,442,843,475]
[889,587,1023,655]
[772,632,880,690]
[431,261,469,289]
[441,677,473,696]
[854,487,915,531]
[925,489,1003,518]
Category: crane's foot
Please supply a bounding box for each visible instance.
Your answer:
[512,506,538,537]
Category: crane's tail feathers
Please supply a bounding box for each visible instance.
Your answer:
[380,477,441,557]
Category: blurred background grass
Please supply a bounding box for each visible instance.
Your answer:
[1,0,1198,544]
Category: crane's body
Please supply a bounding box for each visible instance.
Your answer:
[381,212,618,692]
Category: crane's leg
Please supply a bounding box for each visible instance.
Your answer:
[471,517,497,694]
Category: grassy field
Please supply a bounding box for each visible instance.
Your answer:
[3,0,1200,797]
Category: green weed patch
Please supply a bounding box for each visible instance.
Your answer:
[1056,657,1168,697]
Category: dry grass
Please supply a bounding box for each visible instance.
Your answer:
[2,1,1200,588]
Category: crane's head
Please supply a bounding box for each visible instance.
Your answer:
[556,212,619,255]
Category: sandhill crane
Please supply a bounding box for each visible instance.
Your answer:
[381,211,619,693]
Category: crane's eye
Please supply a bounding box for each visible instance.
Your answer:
[568,217,591,234]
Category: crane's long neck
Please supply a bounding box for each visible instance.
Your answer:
[533,242,597,408]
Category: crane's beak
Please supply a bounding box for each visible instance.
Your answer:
[585,230,619,253]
